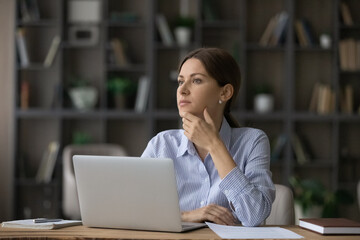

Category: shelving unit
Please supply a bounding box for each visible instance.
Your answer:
[13,0,360,220]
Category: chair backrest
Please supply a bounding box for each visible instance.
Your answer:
[62,144,127,220]
[265,184,295,225]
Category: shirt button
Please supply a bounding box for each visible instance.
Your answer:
[200,201,205,206]
[224,190,229,195]
[204,178,208,182]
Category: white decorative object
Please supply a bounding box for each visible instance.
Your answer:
[254,94,274,113]
[69,87,98,110]
[320,34,332,49]
[174,27,191,47]
[68,0,101,23]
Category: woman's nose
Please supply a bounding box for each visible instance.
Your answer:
[179,83,189,95]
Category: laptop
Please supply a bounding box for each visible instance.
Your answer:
[73,155,207,232]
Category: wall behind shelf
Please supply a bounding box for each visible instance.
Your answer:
[0,0,15,221]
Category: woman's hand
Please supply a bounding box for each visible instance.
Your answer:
[181,204,236,225]
[182,108,220,152]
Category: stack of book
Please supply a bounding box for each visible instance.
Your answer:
[309,82,335,115]
[294,19,316,47]
[259,11,289,47]
[340,84,354,114]
[18,0,40,22]
[339,38,360,71]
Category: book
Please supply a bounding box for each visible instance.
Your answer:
[291,133,309,165]
[135,75,150,113]
[1,219,81,230]
[35,141,60,183]
[16,28,30,67]
[20,79,30,109]
[269,11,289,46]
[340,3,353,26]
[300,19,316,47]
[110,38,130,67]
[295,20,308,47]
[299,218,360,235]
[156,14,174,46]
[259,15,278,46]
[44,35,61,67]
[271,133,287,162]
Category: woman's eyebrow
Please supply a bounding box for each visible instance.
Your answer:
[178,73,207,78]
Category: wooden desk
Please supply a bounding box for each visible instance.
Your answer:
[1,225,360,240]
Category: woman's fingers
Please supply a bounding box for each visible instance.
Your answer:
[181,204,236,225]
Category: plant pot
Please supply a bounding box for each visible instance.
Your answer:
[114,94,126,109]
[254,94,274,113]
[69,86,98,110]
[294,204,323,224]
[174,27,191,47]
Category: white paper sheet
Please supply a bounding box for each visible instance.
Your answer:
[206,222,304,239]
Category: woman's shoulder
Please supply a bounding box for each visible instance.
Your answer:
[150,129,184,145]
[155,129,183,138]
[231,127,269,143]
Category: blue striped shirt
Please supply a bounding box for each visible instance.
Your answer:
[141,117,275,227]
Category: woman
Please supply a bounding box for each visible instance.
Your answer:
[141,48,275,227]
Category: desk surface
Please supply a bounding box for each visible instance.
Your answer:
[1,225,360,240]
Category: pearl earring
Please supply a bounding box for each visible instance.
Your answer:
[219,100,222,104]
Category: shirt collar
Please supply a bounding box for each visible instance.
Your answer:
[177,117,231,157]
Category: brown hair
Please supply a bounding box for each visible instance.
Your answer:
[178,48,241,127]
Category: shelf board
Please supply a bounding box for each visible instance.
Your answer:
[62,43,101,49]
[201,20,240,29]
[16,109,149,119]
[16,178,59,187]
[106,20,146,28]
[338,114,360,122]
[17,19,60,27]
[246,43,286,51]
[155,43,198,50]
[339,70,360,75]
[295,46,333,52]
[292,112,336,121]
[233,111,287,121]
[294,161,334,168]
[340,24,360,30]
[16,109,62,118]
[17,63,51,71]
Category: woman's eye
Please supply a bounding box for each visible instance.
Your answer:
[193,79,202,84]
[178,80,184,86]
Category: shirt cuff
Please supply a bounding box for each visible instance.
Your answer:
[219,167,250,203]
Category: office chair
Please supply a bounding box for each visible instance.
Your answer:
[62,144,127,220]
[265,184,295,225]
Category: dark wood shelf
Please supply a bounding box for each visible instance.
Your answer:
[12,0,360,220]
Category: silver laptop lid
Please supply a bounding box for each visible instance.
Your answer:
[73,155,183,232]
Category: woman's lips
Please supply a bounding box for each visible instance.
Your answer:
[178,100,191,107]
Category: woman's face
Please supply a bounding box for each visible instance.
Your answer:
[177,58,224,119]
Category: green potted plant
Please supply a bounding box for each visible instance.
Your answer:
[174,16,195,47]
[254,83,274,113]
[289,176,353,223]
[68,76,98,110]
[107,77,137,109]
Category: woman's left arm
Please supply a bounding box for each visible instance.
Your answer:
[215,132,275,227]
[183,109,275,227]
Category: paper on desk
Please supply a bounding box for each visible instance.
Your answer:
[206,222,303,239]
